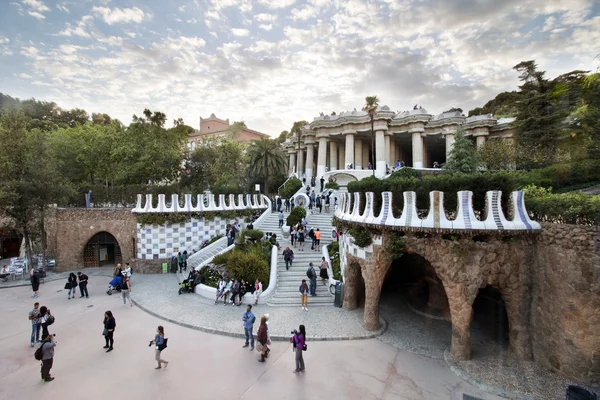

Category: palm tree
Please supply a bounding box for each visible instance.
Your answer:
[363,96,379,176]
[247,137,287,194]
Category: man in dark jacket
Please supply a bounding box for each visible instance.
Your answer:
[40,334,56,382]
[77,272,89,298]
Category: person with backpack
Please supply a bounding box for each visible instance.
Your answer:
[292,324,307,373]
[29,302,41,347]
[103,310,116,352]
[66,273,78,300]
[308,228,315,250]
[299,279,309,311]
[36,333,56,382]
[149,325,169,369]
[283,247,294,270]
[307,263,317,296]
[77,271,89,298]
[242,304,255,351]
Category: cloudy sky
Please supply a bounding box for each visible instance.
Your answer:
[0,0,598,135]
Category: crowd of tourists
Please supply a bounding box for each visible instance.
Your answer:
[215,278,263,306]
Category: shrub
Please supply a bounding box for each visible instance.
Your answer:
[286,206,307,226]
[523,185,600,225]
[325,181,340,190]
[198,266,220,287]
[279,177,303,199]
[349,227,373,248]
[227,252,270,286]
[327,241,342,281]
[244,229,264,242]
[206,234,223,246]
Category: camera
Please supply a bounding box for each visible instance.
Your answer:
[291,329,297,335]
[149,341,153,347]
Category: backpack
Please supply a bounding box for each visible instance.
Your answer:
[306,267,315,279]
[158,338,168,351]
[34,343,45,361]
[45,314,55,326]
[251,316,256,324]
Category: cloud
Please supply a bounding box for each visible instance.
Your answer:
[56,4,68,13]
[28,11,46,20]
[231,28,250,37]
[17,72,33,78]
[258,0,296,9]
[92,6,151,25]
[0,37,9,44]
[258,24,273,31]
[290,5,317,21]
[22,0,49,12]
[255,13,276,22]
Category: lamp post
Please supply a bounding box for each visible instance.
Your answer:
[369,110,375,176]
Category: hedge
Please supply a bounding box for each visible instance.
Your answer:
[279,177,303,199]
[523,185,600,225]
[286,206,307,226]
[211,242,271,286]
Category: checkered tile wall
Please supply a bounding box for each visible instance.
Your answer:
[137,217,229,260]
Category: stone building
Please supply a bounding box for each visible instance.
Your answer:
[187,113,270,150]
[283,106,515,181]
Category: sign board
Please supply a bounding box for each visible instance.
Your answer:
[255,184,260,192]
[162,263,168,274]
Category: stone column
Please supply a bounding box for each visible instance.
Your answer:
[362,141,370,168]
[342,258,361,311]
[445,134,455,159]
[445,281,477,360]
[361,245,392,331]
[344,132,355,169]
[289,152,296,175]
[316,137,328,179]
[375,130,386,177]
[412,132,424,168]
[297,149,304,177]
[339,145,345,170]
[503,286,533,360]
[390,139,396,167]
[354,138,363,169]
[384,134,391,167]
[329,141,338,171]
[305,143,314,180]
[476,135,486,149]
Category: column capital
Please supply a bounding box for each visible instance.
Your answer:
[342,129,357,135]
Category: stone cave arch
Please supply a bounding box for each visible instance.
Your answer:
[470,285,510,357]
[83,231,122,268]
[0,227,23,259]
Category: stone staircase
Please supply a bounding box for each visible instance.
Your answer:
[256,209,336,307]
[177,238,229,282]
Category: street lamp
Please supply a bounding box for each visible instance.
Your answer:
[369,110,375,176]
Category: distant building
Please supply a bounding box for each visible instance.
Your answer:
[187,113,269,150]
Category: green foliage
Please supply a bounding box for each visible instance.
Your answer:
[479,138,516,170]
[206,234,223,246]
[468,91,520,117]
[384,234,405,261]
[247,137,287,195]
[136,211,261,226]
[198,266,221,287]
[327,241,342,281]
[211,242,271,286]
[279,177,303,199]
[325,181,340,190]
[349,227,373,248]
[244,229,264,242]
[444,128,480,173]
[523,185,600,225]
[286,206,307,226]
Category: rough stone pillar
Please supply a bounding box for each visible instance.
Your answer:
[375,130,386,177]
[445,134,455,159]
[342,259,361,311]
[503,286,533,360]
[289,153,296,175]
[425,276,449,313]
[411,132,423,169]
[297,149,304,177]
[361,245,392,331]
[384,134,391,167]
[390,139,396,167]
[339,145,345,170]
[344,132,355,169]
[476,135,486,149]
[329,141,338,171]
[354,138,363,169]
[445,281,477,360]
[305,143,314,180]
[316,137,328,179]
[362,140,370,168]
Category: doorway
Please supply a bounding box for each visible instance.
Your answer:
[83,232,122,267]
[0,228,22,259]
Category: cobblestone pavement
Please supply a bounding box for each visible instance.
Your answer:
[1,278,502,400]
[130,273,385,341]
[0,267,113,289]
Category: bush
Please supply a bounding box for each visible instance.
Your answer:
[279,177,303,199]
[349,227,373,248]
[244,229,264,242]
[325,181,340,190]
[286,206,307,226]
[327,241,342,281]
[523,185,600,225]
[211,242,271,286]
[198,266,221,287]
[206,234,223,247]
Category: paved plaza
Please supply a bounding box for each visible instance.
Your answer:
[0,275,503,400]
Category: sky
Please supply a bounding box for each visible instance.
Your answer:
[0,0,599,135]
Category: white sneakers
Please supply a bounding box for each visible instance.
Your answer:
[301,307,308,312]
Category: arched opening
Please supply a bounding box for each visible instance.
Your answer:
[470,285,509,357]
[0,228,23,259]
[379,253,452,357]
[83,232,122,268]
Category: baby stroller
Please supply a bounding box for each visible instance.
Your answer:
[178,271,198,295]
[107,275,123,295]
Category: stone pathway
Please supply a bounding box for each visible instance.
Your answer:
[130,273,385,341]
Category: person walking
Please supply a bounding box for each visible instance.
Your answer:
[29,302,41,347]
[150,325,169,369]
[257,315,269,363]
[77,272,89,298]
[122,275,133,307]
[315,228,321,251]
[290,226,296,247]
[278,211,284,228]
[242,304,255,351]
[307,263,317,296]
[308,228,315,250]
[177,252,183,273]
[283,247,294,270]
[292,325,306,373]
[316,196,322,213]
[67,272,78,300]
[30,269,40,298]
[253,280,262,305]
[320,176,325,192]
[320,257,329,285]
[182,251,188,272]
[39,334,57,383]
[299,279,309,311]
[277,197,282,212]
[298,226,305,251]
[103,311,116,352]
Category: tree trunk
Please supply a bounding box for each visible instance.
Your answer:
[40,206,46,271]
[264,157,269,195]
[22,224,33,271]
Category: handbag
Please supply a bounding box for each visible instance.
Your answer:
[255,342,264,352]
[302,344,307,351]
[102,328,108,336]
[64,282,72,290]
[158,338,168,351]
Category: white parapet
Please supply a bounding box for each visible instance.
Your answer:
[483,191,515,230]
[132,192,269,214]
[350,192,362,222]
[454,191,486,230]
[394,191,419,228]
[421,191,453,229]
[363,192,376,225]
[510,191,541,231]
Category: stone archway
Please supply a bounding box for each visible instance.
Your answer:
[471,285,510,357]
[0,227,23,260]
[82,231,122,268]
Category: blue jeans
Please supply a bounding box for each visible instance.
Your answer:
[31,323,41,343]
[309,279,317,295]
[244,327,254,347]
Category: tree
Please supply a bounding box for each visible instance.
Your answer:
[443,128,480,173]
[479,138,516,170]
[247,137,287,194]
[91,112,112,125]
[363,96,379,174]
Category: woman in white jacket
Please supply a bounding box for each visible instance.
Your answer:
[254,280,263,305]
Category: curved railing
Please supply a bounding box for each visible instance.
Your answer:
[322,244,339,287]
[132,193,270,213]
[335,190,541,231]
